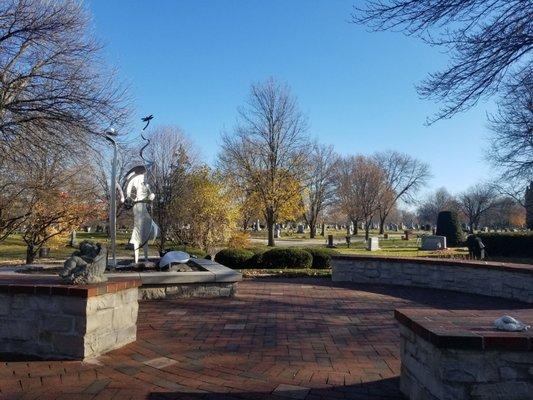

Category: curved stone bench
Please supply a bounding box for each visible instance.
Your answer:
[396,308,533,400]
[331,255,533,303]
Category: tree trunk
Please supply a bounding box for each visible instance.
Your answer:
[321,223,325,236]
[468,217,475,234]
[351,219,359,235]
[309,221,316,238]
[26,244,35,264]
[364,222,371,241]
[379,214,386,235]
[266,209,275,246]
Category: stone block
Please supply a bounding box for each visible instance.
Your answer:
[420,235,447,250]
[470,381,533,400]
[0,281,139,360]
[41,315,74,333]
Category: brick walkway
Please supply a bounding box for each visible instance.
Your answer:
[1,278,528,400]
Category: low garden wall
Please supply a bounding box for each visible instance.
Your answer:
[107,258,242,299]
[396,308,533,400]
[331,255,533,303]
[0,276,140,360]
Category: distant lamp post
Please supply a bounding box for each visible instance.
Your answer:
[105,128,118,269]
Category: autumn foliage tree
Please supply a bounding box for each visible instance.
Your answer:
[23,189,103,264]
[335,155,390,240]
[19,150,103,263]
[168,167,237,253]
[219,78,309,246]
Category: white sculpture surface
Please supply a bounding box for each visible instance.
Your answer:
[124,166,159,263]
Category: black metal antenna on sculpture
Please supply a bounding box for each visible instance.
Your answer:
[139,115,154,164]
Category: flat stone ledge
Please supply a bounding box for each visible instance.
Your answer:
[395,308,533,351]
[0,275,141,297]
[397,307,533,400]
[332,254,533,276]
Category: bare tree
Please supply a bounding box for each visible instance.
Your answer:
[219,78,309,246]
[143,126,195,254]
[303,143,338,238]
[353,1,532,122]
[458,184,498,233]
[417,187,459,226]
[93,143,139,206]
[0,0,128,160]
[373,151,430,234]
[335,155,388,240]
[480,196,526,229]
[0,158,31,241]
[488,69,533,181]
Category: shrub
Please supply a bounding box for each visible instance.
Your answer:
[302,247,339,269]
[261,248,312,269]
[214,248,255,269]
[477,233,533,257]
[436,211,465,247]
[227,231,251,249]
[248,247,267,268]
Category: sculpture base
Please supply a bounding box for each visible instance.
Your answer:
[0,277,140,360]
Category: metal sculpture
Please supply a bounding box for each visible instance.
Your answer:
[123,165,159,263]
[122,115,159,263]
[60,241,108,284]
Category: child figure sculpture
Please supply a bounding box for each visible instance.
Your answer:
[123,165,159,263]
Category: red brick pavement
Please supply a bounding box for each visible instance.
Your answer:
[0,278,528,400]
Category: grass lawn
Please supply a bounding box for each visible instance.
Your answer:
[1,231,530,266]
[0,232,161,266]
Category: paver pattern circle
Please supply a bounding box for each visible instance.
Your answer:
[0,278,528,399]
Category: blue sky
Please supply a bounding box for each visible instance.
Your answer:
[88,0,495,196]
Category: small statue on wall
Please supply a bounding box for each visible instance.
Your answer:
[60,241,108,284]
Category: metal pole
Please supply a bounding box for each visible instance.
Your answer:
[106,130,118,269]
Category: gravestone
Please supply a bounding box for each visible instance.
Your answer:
[69,230,77,247]
[327,234,334,248]
[420,235,447,250]
[296,224,305,234]
[367,237,379,251]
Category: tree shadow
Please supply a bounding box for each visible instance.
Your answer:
[240,277,531,310]
[148,377,404,399]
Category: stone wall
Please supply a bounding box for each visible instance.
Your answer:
[0,279,139,360]
[84,287,138,358]
[399,325,533,400]
[332,256,533,303]
[140,282,237,299]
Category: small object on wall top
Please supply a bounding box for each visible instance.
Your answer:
[494,315,530,332]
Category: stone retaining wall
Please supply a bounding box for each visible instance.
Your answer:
[140,282,237,299]
[396,309,533,400]
[332,255,533,303]
[0,279,140,360]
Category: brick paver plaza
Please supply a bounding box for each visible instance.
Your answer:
[0,278,528,400]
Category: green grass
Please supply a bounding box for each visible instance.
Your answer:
[0,232,161,265]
